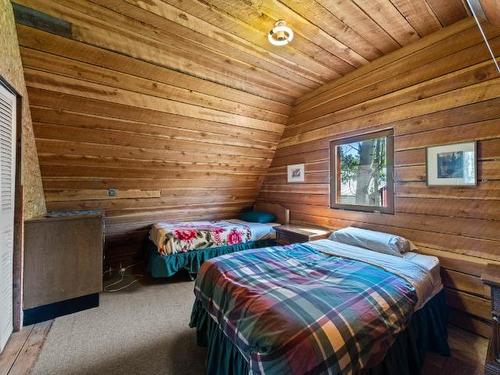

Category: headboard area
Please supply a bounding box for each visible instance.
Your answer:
[253,202,290,225]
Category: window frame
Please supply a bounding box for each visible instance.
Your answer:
[329,129,394,214]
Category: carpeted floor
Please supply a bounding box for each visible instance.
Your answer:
[30,272,488,375]
[32,273,206,375]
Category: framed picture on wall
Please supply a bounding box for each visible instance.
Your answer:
[426,142,477,186]
[287,164,305,183]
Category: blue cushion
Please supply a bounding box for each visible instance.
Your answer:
[239,211,276,224]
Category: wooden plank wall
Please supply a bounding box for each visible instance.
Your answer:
[12,0,292,266]
[258,18,500,337]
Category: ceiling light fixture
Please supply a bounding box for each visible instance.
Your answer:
[268,20,294,46]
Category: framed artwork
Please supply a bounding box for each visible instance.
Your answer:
[287,164,305,183]
[426,142,477,186]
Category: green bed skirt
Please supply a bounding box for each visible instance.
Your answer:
[146,239,276,278]
[190,290,450,375]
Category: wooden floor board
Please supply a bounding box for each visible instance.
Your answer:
[0,322,52,375]
[0,326,33,375]
[421,324,488,375]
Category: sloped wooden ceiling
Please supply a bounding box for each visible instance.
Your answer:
[12,0,470,264]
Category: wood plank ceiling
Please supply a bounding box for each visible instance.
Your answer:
[14,0,471,101]
[12,0,470,264]
[97,0,471,94]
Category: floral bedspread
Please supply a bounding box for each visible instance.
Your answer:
[150,220,252,255]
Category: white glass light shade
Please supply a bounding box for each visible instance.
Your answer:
[268,20,294,46]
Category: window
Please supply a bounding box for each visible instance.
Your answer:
[330,129,394,214]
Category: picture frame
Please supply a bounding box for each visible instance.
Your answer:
[426,141,477,186]
[287,164,305,183]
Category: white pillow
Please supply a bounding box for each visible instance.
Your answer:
[329,227,417,256]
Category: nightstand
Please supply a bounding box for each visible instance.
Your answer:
[275,224,330,245]
[481,263,500,375]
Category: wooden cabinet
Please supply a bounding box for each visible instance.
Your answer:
[23,212,104,325]
[275,225,330,245]
[481,263,500,375]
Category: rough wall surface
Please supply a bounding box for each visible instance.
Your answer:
[0,0,45,218]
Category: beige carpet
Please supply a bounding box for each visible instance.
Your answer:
[30,273,488,375]
[32,275,206,375]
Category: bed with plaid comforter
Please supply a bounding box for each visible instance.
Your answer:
[193,242,419,375]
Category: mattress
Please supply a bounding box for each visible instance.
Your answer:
[402,251,442,302]
[309,239,442,310]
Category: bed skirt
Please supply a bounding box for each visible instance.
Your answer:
[146,239,276,278]
[190,289,450,375]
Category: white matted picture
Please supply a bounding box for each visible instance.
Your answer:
[287,164,305,183]
[426,142,476,186]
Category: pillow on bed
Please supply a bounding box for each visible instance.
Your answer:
[329,227,417,256]
[239,211,276,224]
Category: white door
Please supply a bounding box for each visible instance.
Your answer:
[0,83,16,352]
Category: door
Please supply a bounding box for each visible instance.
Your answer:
[0,82,17,352]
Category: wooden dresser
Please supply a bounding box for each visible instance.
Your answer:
[275,224,330,245]
[481,263,500,375]
[23,211,104,325]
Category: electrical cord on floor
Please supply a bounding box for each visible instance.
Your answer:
[104,277,141,292]
[104,262,144,293]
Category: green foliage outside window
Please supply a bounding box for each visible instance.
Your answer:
[338,137,388,207]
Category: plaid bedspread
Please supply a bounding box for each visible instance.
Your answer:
[193,243,418,375]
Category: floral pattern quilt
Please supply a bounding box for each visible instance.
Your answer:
[150,220,252,255]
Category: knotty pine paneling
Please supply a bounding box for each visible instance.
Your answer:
[13,1,292,265]
[258,20,500,337]
[13,0,472,265]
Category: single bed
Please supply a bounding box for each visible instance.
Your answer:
[190,233,449,375]
[146,203,289,278]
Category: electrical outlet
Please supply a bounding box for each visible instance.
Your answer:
[107,188,117,197]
